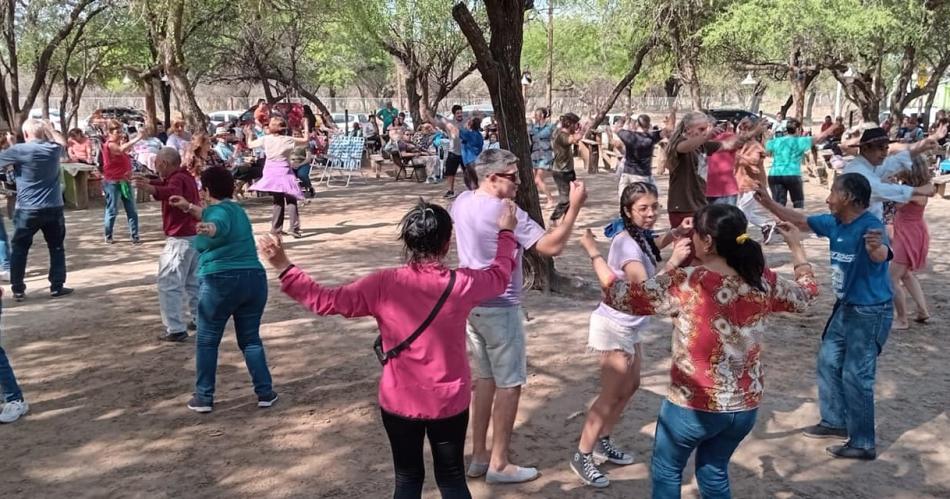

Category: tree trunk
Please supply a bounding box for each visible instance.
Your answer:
[805,88,816,122]
[164,63,206,131]
[680,59,702,109]
[453,0,557,292]
[923,85,938,127]
[142,77,158,135]
[159,81,172,127]
[404,69,422,127]
[749,81,767,113]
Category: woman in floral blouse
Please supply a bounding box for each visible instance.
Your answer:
[580,203,819,499]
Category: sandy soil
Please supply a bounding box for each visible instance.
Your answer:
[1,165,948,499]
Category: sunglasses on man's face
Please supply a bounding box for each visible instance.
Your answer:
[494,172,520,183]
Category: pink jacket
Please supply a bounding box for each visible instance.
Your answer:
[280,230,517,419]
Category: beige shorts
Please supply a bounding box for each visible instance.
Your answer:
[466,306,527,388]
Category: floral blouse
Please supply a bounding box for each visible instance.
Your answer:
[603,266,819,412]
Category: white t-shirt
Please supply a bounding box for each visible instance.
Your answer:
[592,231,656,329]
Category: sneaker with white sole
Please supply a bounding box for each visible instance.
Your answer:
[593,436,635,465]
[466,461,489,478]
[187,395,213,413]
[257,392,278,408]
[761,222,776,245]
[0,399,29,423]
[485,465,539,484]
[569,451,608,488]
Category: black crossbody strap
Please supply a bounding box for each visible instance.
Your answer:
[386,270,456,359]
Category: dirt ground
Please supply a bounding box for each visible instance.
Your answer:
[1,164,948,499]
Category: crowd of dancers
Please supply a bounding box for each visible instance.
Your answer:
[0,101,947,499]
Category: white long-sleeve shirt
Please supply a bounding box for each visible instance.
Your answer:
[842,150,913,220]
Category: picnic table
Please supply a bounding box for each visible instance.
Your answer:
[60,162,98,210]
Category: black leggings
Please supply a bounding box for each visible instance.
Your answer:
[768,175,804,209]
[381,408,471,499]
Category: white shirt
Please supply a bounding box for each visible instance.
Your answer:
[842,150,913,220]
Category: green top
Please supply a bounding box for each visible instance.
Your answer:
[193,199,263,276]
[765,135,813,177]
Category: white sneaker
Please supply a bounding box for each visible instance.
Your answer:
[485,465,539,484]
[0,270,9,282]
[0,399,29,423]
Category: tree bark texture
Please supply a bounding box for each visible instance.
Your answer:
[453,0,556,292]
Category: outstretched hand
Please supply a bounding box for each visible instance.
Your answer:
[568,180,588,208]
[258,233,292,271]
[579,228,599,256]
[775,221,801,246]
[668,238,692,268]
[168,195,190,211]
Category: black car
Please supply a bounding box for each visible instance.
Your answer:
[703,108,762,127]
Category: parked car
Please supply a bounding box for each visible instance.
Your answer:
[29,108,64,131]
[208,110,244,129]
[331,112,369,134]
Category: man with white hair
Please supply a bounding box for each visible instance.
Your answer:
[0,119,71,301]
[451,148,587,484]
[133,147,201,342]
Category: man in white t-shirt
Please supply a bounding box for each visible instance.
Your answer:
[451,148,587,484]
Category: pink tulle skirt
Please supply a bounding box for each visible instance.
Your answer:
[249,158,304,199]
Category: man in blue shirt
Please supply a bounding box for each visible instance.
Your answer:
[756,173,891,461]
[0,119,72,300]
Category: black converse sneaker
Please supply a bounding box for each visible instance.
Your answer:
[569,450,609,488]
[594,436,635,465]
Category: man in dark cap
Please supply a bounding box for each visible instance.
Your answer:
[841,123,946,220]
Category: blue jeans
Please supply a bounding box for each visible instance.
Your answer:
[10,207,66,294]
[0,210,10,272]
[102,180,139,240]
[295,164,314,192]
[0,300,23,402]
[817,301,893,450]
[194,269,272,403]
[651,400,758,499]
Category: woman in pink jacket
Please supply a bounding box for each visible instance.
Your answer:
[258,199,518,499]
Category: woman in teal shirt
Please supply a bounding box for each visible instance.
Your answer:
[765,119,840,208]
[169,167,276,413]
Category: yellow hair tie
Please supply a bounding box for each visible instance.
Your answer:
[736,233,750,245]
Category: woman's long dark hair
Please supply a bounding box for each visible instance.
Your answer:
[619,182,661,265]
[398,199,453,264]
[694,204,766,291]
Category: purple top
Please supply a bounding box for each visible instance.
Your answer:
[451,191,546,307]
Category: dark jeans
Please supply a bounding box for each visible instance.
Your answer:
[0,300,24,403]
[271,194,300,233]
[767,175,804,209]
[817,301,893,450]
[10,207,67,294]
[550,169,576,222]
[381,408,471,499]
[295,164,314,195]
[651,399,758,499]
[194,269,272,404]
[102,180,140,240]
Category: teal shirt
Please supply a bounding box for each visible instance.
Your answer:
[193,200,263,276]
[765,135,813,176]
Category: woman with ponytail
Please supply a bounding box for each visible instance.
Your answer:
[258,199,518,499]
[580,203,820,498]
[570,182,691,488]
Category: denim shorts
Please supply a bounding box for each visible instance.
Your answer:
[466,306,527,388]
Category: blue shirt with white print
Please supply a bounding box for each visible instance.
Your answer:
[807,211,892,305]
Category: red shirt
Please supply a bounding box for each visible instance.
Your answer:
[101,142,132,181]
[705,132,739,197]
[603,266,818,412]
[150,169,200,237]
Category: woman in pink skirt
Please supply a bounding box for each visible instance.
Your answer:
[245,117,310,237]
[890,156,932,330]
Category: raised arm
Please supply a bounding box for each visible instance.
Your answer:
[754,186,810,231]
[533,181,588,256]
[909,123,947,157]
[260,233,377,318]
